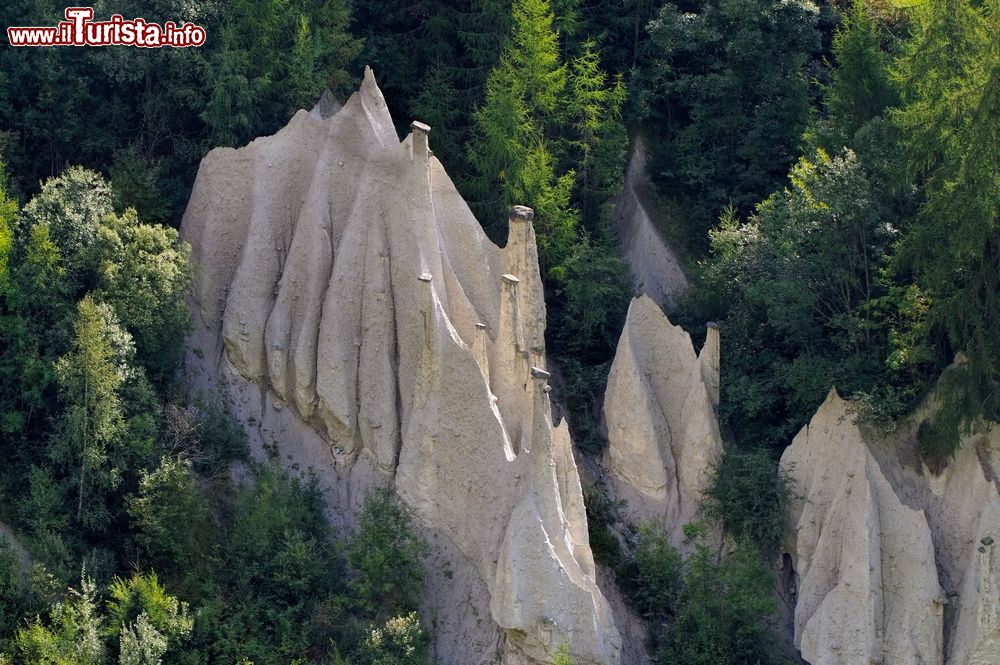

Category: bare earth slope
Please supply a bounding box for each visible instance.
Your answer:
[602,295,722,549]
[181,68,620,665]
[781,388,1000,665]
[613,137,689,309]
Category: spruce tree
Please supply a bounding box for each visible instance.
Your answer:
[822,0,899,146]
[893,0,1000,449]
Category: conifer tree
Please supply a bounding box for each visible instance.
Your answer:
[892,0,1000,446]
[466,0,580,274]
[822,0,899,146]
[466,0,627,273]
[563,39,627,231]
[639,0,820,241]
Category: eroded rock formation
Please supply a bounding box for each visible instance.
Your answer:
[602,295,722,546]
[613,137,689,308]
[181,68,620,665]
[781,388,1000,665]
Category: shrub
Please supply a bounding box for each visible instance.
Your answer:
[703,448,794,557]
[631,522,683,621]
[581,484,622,568]
[660,539,785,665]
[347,490,429,620]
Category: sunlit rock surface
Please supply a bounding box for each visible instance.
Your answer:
[781,387,1000,665]
[181,67,620,665]
[602,295,722,548]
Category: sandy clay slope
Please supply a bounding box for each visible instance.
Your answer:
[782,387,1000,665]
[613,137,689,309]
[602,295,722,550]
[180,68,621,665]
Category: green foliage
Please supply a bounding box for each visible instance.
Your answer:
[106,572,193,645]
[815,0,900,149]
[17,466,69,538]
[9,571,191,665]
[53,297,134,532]
[203,0,359,148]
[563,40,628,231]
[180,465,352,665]
[659,537,785,665]
[551,644,577,665]
[0,161,16,294]
[13,573,106,665]
[581,484,622,567]
[891,0,1000,450]
[127,456,209,577]
[467,0,626,270]
[348,490,430,620]
[467,42,579,274]
[637,0,821,246]
[704,449,794,556]
[576,0,658,74]
[191,398,249,474]
[553,240,631,360]
[109,146,171,226]
[354,613,430,665]
[20,167,114,289]
[701,148,918,448]
[465,0,630,456]
[509,0,569,115]
[5,167,191,389]
[95,208,191,385]
[1,0,358,219]
[915,363,989,471]
[631,523,682,623]
[0,537,43,648]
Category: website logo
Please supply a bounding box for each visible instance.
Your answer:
[7,7,206,47]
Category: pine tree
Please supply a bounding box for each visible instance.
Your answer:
[892,0,1000,448]
[508,0,568,116]
[821,0,899,147]
[466,0,588,270]
[467,58,536,231]
[563,39,627,231]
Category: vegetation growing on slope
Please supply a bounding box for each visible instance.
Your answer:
[0,165,433,664]
[689,0,999,464]
[0,1,998,663]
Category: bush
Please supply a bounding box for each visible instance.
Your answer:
[581,484,622,568]
[704,448,794,557]
[0,537,42,648]
[348,490,430,620]
[631,523,683,622]
[660,538,786,665]
[127,456,211,579]
[354,612,430,665]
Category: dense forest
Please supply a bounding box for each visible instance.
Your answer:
[1,0,998,663]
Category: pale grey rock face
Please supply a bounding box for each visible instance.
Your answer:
[602,295,723,548]
[782,388,1000,665]
[781,390,944,665]
[613,137,689,309]
[180,67,620,665]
